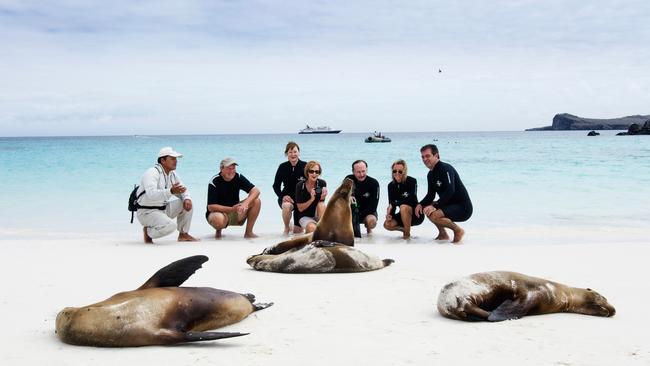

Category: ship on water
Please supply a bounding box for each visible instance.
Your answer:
[298,124,342,134]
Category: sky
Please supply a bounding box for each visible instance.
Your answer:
[1,0,649,136]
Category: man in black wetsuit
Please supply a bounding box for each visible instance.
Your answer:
[345,160,380,235]
[416,144,472,243]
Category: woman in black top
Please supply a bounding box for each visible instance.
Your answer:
[295,160,328,234]
[272,141,307,234]
[383,159,424,239]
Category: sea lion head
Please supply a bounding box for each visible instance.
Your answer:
[311,178,355,245]
[576,288,616,317]
[329,177,354,202]
[55,307,80,343]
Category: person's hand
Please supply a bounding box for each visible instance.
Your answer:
[321,187,328,198]
[183,199,192,212]
[415,204,423,218]
[386,204,393,216]
[423,205,436,217]
[282,195,294,204]
[171,182,186,194]
[234,202,248,215]
[310,188,317,200]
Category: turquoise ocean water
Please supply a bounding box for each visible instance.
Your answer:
[1,131,648,242]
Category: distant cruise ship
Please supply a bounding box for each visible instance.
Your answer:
[298,125,342,134]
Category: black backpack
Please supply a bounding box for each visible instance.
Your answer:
[128,185,146,223]
[128,185,166,223]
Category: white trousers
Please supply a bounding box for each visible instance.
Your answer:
[136,199,193,239]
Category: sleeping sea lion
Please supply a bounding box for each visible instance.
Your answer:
[264,178,356,255]
[56,255,272,347]
[247,240,394,273]
[437,271,615,322]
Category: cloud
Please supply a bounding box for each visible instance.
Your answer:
[1,1,649,136]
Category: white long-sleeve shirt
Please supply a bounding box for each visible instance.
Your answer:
[136,164,190,207]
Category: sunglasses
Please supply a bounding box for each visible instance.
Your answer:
[308,169,321,174]
[392,170,404,174]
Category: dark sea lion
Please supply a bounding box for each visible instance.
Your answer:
[55,255,272,347]
[437,271,615,322]
[247,240,394,273]
[265,178,356,255]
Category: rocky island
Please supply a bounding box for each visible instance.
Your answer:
[526,113,650,131]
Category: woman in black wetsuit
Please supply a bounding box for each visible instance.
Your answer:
[272,141,307,234]
[383,159,424,239]
[294,160,328,234]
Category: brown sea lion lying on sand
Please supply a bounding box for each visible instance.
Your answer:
[247,240,394,273]
[437,271,615,321]
[56,255,272,347]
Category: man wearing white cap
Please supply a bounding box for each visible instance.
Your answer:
[206,157,261,238]
[135,147,199,243]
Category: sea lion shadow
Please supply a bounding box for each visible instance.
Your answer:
[170,341,245,349]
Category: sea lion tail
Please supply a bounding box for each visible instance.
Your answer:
[242,293,256,303]
[241,293,274,311]
[184,331,249,343]
[253,302,274,311]
[382,259,395,267]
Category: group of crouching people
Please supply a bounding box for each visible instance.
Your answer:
[134,142,472,244]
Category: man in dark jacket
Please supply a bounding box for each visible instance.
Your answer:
[345,160,379,235]
[416,144,472,243]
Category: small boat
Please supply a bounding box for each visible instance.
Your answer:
[365,132,391,143]
[298,125,342,134]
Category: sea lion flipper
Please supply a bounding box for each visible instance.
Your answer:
[137,255,209,290]
[263,234,313,254]
[253,302,274,311]
[488,295,538,322]
[184,331,249,342]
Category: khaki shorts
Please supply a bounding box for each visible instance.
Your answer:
[227,211,247,226]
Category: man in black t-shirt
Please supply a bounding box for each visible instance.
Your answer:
[345,160,379,234]
[416,144,472,244]
[206,157,261,238]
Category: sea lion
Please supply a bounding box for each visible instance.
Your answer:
[264,178,356,255]
[56,255,272,347]
[437,271,615,322]
[247,239,394,273]
[248,179,393,273]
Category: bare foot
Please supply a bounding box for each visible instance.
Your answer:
[215,230,222,239]
[143,227,153,244]
[452,228,465,244]
[178,233,200,242]
[435,233,450,241]
[245,232,259,239]
[402,234,411,240]
[283,226,290,235]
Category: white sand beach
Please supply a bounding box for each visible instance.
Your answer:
[1,226,648,366]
